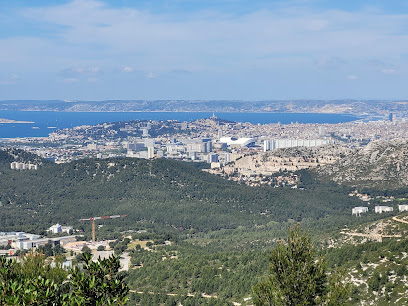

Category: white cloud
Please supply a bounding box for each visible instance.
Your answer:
[0,74,20,85]
[145,72,156,79]
[381,68,396,74]
[122,66,134,73]
[61,77,79,83]
[316,57,346,69]
[15,0,408,73]
[1,0,408,99]
[61,66,102,76]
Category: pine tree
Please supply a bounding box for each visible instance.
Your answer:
[252,225,350,305]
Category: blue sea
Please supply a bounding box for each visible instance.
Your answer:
[0,111,358,138]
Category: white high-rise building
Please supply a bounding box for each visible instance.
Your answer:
[147,147,155,159]
[263,138,331,152]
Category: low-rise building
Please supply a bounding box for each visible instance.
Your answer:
[398,204,408,212]
[375,206,394,213]
[10,162,38,170]
[48,224,62,234]
[352,207,369,216]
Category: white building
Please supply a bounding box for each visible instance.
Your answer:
[147,147,155,159]
[263,138,331,152]
[0,231,41,249]
[375,206,394,213]
[166,143,185,155]
[219,137,255,147]
[61,226,73,234]
[398,204,408,212]
[144,138,155,148]
[10,162,38,170]
[352,207,369,216]
[211,162,222,169]
[87,143,98,150]
[48,224,62,234]
[141,128,149,137]
[185,139,212,153]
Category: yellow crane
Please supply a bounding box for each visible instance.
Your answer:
[80,214,127,242]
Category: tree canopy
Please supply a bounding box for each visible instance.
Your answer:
[252,225,350,305]
[0,252,128,305]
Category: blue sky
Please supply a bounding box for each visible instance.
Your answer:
[1,0,408,100]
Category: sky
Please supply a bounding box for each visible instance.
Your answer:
[1,0,408,101]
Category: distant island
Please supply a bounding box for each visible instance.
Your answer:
[0,118,34,124]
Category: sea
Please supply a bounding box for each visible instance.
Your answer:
[0,110,359,138]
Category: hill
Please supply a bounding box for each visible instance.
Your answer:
[1,99,407,115]
[318,139,408,190]
[324,213,408,305]
[0,149,368,238]
[4,149,408,304]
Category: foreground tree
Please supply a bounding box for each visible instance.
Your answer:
[252,225,350,305]
[68,252,128,305]
[0,251,128,305]
[0,252,67,305]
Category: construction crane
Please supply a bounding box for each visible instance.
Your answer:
[80,214,127,242]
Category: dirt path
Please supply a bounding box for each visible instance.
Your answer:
[130,290,218,299]
[392,216,408,225]
[340,231,401,242]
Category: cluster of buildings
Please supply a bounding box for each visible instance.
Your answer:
[10,162,38,170]
[0,230,76,251]
[5,116,408,188]
[352,204,408,216]
[0,117,336,164]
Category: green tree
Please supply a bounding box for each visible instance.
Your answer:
[82,245,92,254]
[0,252,67,305]
[0,252,128,305]
[252,225,350,305]
[68,252,129,305]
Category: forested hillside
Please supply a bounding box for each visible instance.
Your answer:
[3,149,408,304]
[0,149,365,236]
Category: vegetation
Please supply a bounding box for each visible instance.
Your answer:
[324,234,408,304]
[127,242,268,303]
[0,149,374,237]
[3,149,408,304]
[252,225,350,305]
[0,252,128,305]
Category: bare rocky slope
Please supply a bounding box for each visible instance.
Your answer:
[319,139,408,189]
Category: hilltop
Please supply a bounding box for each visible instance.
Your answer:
[319,139,408,190]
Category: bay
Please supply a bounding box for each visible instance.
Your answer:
[0,111,358,138]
